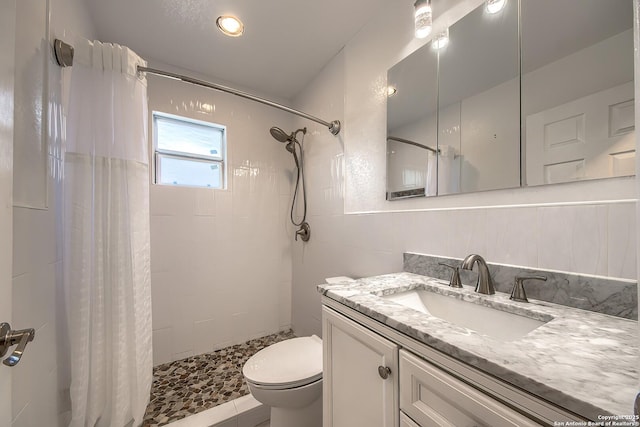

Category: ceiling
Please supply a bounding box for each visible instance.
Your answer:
[85,0,388,100]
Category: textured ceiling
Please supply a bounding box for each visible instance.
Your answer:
[85,0,389,100]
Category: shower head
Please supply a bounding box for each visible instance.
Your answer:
[269,126,306,158]
[269,126,307,144]
[270,127,292,143]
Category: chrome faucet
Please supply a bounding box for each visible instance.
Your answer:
[461,254,495,295]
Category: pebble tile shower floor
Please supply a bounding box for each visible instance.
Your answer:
[143,330,295,426]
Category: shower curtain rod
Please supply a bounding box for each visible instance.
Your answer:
[53,39,341,136]
[387,136,439,153]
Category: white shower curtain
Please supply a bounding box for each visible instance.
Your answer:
[63,39,152,427]
[437,145,461,194]
[425,151,437,196]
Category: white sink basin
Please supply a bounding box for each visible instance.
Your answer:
[382,289,548,341]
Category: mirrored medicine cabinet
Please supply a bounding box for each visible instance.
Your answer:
[386,0,635,200]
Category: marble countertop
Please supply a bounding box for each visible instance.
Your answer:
[317,272,639,420]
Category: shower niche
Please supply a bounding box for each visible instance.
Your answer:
[386,0,635,200]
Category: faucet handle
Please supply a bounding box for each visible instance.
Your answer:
[438,263,462,288]
[295,222,311,242]
[510,275,547,303]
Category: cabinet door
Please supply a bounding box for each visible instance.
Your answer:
[322,306,399,427]
[400,350,540,427]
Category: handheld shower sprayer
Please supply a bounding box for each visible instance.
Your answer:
[269,126,310,242]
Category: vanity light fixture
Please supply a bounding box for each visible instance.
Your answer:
[432,28,449,50]
[216,15,244,37]
[414,0,432,39]
[486,0,507,14]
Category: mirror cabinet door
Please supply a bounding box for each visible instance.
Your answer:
[386,39,438,200]
[522,0,634,186]
[437,0,519,195]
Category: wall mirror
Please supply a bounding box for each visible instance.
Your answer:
[386,0,635,200]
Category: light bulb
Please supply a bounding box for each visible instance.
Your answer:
[432,28,449,50]
[387,86,397,97]
[216,15,244,37]
[414,0,432,39]
[486,0,507,14]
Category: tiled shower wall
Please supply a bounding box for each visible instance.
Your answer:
[148,66,296,365]
[289,0,638,338]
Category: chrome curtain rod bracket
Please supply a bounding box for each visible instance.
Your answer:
[52,39,341,136]
[54,39,74,67]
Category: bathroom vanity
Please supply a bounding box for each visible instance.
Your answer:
[318,270,638,427]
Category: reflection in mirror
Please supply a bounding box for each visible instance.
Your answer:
[522,0,634,186]
[437,0,519,195]
[386,0,519,200]
[386,38,438,200]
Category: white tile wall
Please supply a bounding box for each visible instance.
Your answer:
[485,207,539,267]
[537,205,609,276]
[608,203,637,279]
[148,65,295,365]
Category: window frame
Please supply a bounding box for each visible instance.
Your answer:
[152,111,227,189]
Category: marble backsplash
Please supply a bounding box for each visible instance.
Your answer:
[404,252,638,320]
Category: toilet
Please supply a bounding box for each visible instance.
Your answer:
[242,335,323,427]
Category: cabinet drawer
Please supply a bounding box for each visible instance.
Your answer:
[400,350,540,427]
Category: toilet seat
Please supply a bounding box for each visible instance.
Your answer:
[243,335,322,390]
[247,376,322,391]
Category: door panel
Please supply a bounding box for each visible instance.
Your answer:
[526,81,635,185]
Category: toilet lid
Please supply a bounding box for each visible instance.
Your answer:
[243,335,322,388]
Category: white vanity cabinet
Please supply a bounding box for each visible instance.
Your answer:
[322,306,399,427]
[322,300,584,427]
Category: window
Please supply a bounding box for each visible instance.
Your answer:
[153,112,226,189]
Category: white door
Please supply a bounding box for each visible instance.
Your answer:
[322,306,399,427]
[526,81,635,185]
[0,0,15,425]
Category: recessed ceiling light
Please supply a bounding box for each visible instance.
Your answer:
[216,15,244,37]
[432,28,449,50]
[486,0,507,14]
